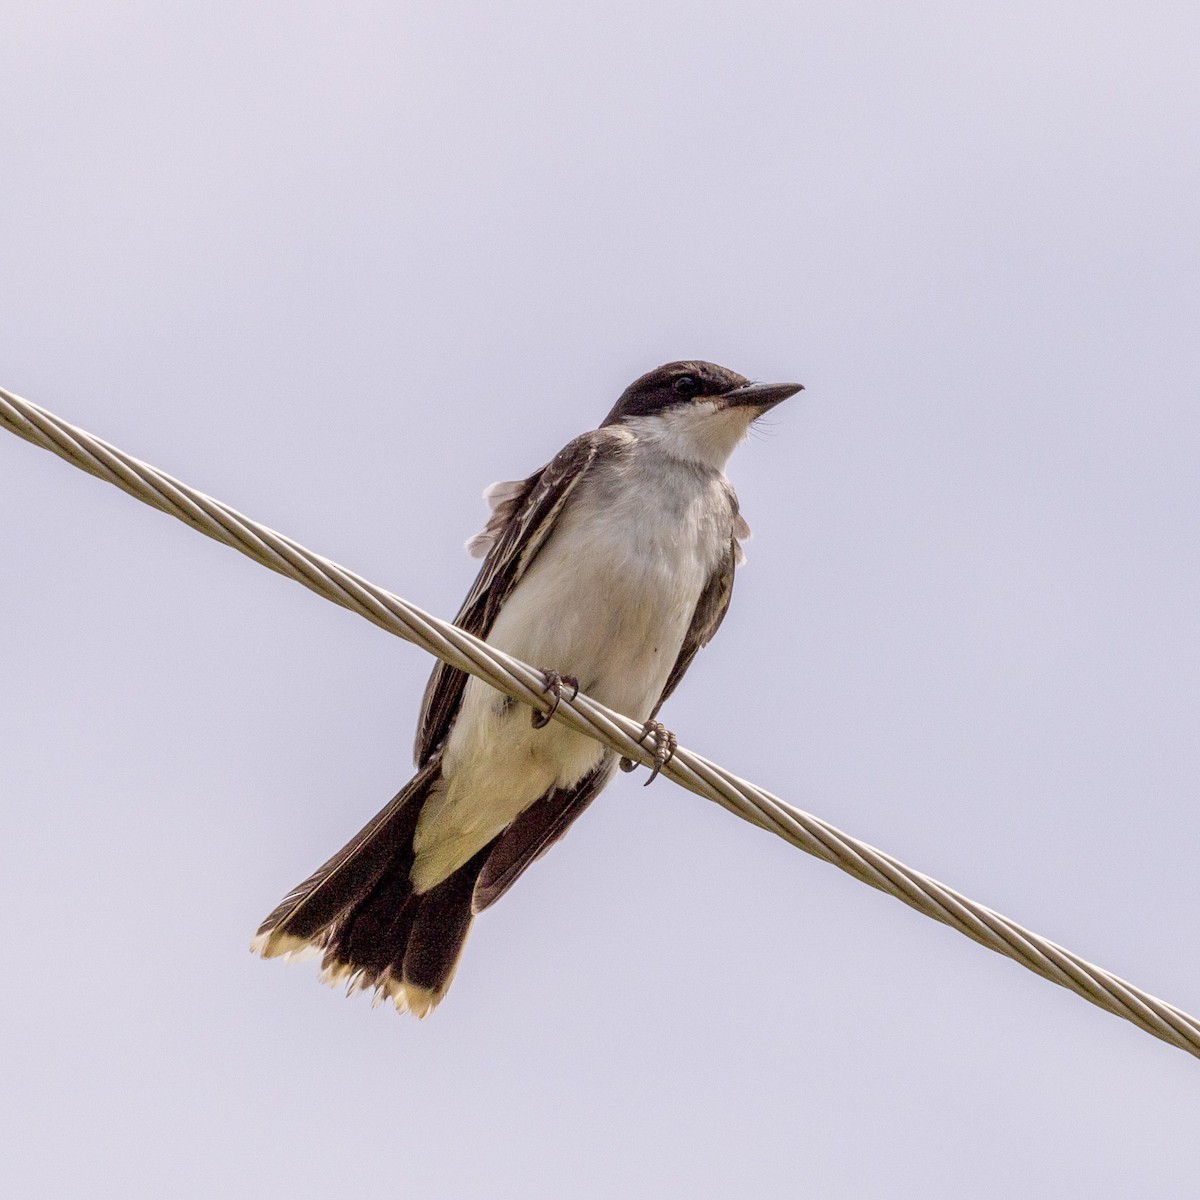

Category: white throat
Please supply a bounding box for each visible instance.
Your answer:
[621,401,755,471]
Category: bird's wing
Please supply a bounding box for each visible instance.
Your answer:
[472,754,617,911]
[647,490,748,720]
[647,543,736,720]
[414,429,622,766]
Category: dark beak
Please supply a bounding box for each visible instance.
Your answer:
[723,380,804,412]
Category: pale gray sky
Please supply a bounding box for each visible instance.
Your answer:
[3,2,1199,1196]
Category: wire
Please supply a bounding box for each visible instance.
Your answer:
[2,383,1197,1057]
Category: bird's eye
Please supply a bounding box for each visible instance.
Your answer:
[672,376,698,396]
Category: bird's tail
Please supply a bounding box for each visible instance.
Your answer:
[252,758,490,1017]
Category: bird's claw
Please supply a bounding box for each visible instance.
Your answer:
[619,720,678,785]
[532,670,579,728]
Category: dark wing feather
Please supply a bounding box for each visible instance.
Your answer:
[648,536,737,722]
[473,754,618,912]
[253,756,441,950]
[414,430,618,766]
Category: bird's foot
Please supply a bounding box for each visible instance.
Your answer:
[531,670,580,728]
[619,720,679,785]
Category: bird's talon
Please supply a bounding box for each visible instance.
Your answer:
[643,725,678,786]
[532,670,579,728]
[621,720,678,784]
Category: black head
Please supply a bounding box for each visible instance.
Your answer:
[601,361,803,427]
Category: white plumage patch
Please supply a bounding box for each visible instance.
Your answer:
[465,478,527,557]
[249,928,321,962]
[621,400,759,471]
[323,959,445,1018]
[251,926,454,1017]
[733,509,752,564]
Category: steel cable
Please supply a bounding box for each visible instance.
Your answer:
[2,383,1196,1057]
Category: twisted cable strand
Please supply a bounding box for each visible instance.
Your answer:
[2,384,1197,1057]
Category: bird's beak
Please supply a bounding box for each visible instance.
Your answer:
[722,380,804,412]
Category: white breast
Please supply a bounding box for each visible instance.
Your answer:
[502,449,729,700]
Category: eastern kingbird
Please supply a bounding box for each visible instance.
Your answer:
[253,361,802,1015]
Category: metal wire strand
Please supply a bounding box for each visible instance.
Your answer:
[2,383,1197,1057]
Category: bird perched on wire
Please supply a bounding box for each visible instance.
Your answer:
[252,360,802,1015]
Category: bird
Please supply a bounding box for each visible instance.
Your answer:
[252,360,802,1016]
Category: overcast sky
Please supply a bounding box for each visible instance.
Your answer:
[3,2,1199,1196]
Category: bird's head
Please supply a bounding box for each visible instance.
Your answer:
[601,361,803,469]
